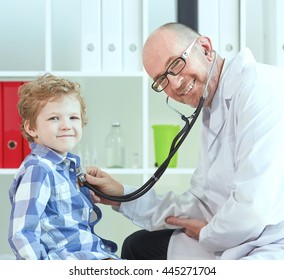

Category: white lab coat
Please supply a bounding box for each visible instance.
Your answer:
[117,49,284,259]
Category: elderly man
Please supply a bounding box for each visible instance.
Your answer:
[85,23,284,260]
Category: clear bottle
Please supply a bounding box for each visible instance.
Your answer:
[105,122,125,168]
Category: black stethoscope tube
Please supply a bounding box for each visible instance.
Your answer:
[79,50,217,202]
[80,96,205,202]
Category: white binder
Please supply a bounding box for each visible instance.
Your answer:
[198,0,240,59]
[218,0,240,59]
[262,0,284,67]
[122,0,142,72]
[81,0,101,72]
[198,0,219,52]
[273,0,284,68]
[101,0,123,72]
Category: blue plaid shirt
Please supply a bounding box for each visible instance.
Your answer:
[8,143,118,260]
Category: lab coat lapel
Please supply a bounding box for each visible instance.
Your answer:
[207,87,232,158]
[207,48,254,153]
[207,58,233,155]
[207,97,226,151]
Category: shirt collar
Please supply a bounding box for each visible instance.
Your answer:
[30,142,80,167]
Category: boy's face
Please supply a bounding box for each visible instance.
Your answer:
[27,95,83,155]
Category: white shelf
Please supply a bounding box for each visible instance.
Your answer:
[0,71,145,80]
[0,168,195,176]
[146,167,195,175]
[0,169,18,175]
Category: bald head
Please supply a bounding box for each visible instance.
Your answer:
[158,23,200,43]
[142,23,200,78]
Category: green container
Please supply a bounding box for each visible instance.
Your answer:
[152,124,180,168]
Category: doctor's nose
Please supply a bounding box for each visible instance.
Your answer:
[167,74,183,90]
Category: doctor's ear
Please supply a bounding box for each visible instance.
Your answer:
[196,36,212,56]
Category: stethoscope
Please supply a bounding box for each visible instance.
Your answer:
[77,50,217,202]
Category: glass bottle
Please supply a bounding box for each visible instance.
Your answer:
[105,122,125,168]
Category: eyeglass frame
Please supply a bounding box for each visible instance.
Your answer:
[151,38,197,93]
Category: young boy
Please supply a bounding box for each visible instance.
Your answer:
[8,74,119,260]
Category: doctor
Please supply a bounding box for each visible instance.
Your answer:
[86,23,284,259]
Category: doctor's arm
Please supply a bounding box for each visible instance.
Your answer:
[86,165,205,231]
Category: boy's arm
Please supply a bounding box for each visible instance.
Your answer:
[8,166,50,259]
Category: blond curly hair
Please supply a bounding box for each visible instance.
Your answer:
[17,73,88,142]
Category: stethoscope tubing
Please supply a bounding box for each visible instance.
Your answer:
[79,50,217,202]
[80,96,205,202]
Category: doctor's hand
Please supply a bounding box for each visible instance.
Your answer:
[85,167,124,207]
[165,217,208,240]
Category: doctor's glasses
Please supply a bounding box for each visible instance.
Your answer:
[151,38,197,93]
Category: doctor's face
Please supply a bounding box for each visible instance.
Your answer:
[143,30,216,108]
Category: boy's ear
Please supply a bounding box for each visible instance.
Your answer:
[24,121,37,138]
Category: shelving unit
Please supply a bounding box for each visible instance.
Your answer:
[0,0,196,257]
[0,0,197,179]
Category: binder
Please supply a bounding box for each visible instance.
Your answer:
[266,0,284,67]
[122,0,142,72]
[2,82,23,168]
[101,0,123,72]
[218,0,239,59]
[275,0,284,68]
[198,0,219,52]
[0,83,3,167]
[81,0,101,72]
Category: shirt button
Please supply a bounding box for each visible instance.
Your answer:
[70,168,74,172]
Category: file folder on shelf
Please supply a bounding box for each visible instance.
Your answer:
[81,0,101,72]
[101,0,123,72]
[1,82,30,168]
[0,83,3,167]
[122,0,143,72]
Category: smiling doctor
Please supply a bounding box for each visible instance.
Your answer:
[85,22,284,260]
